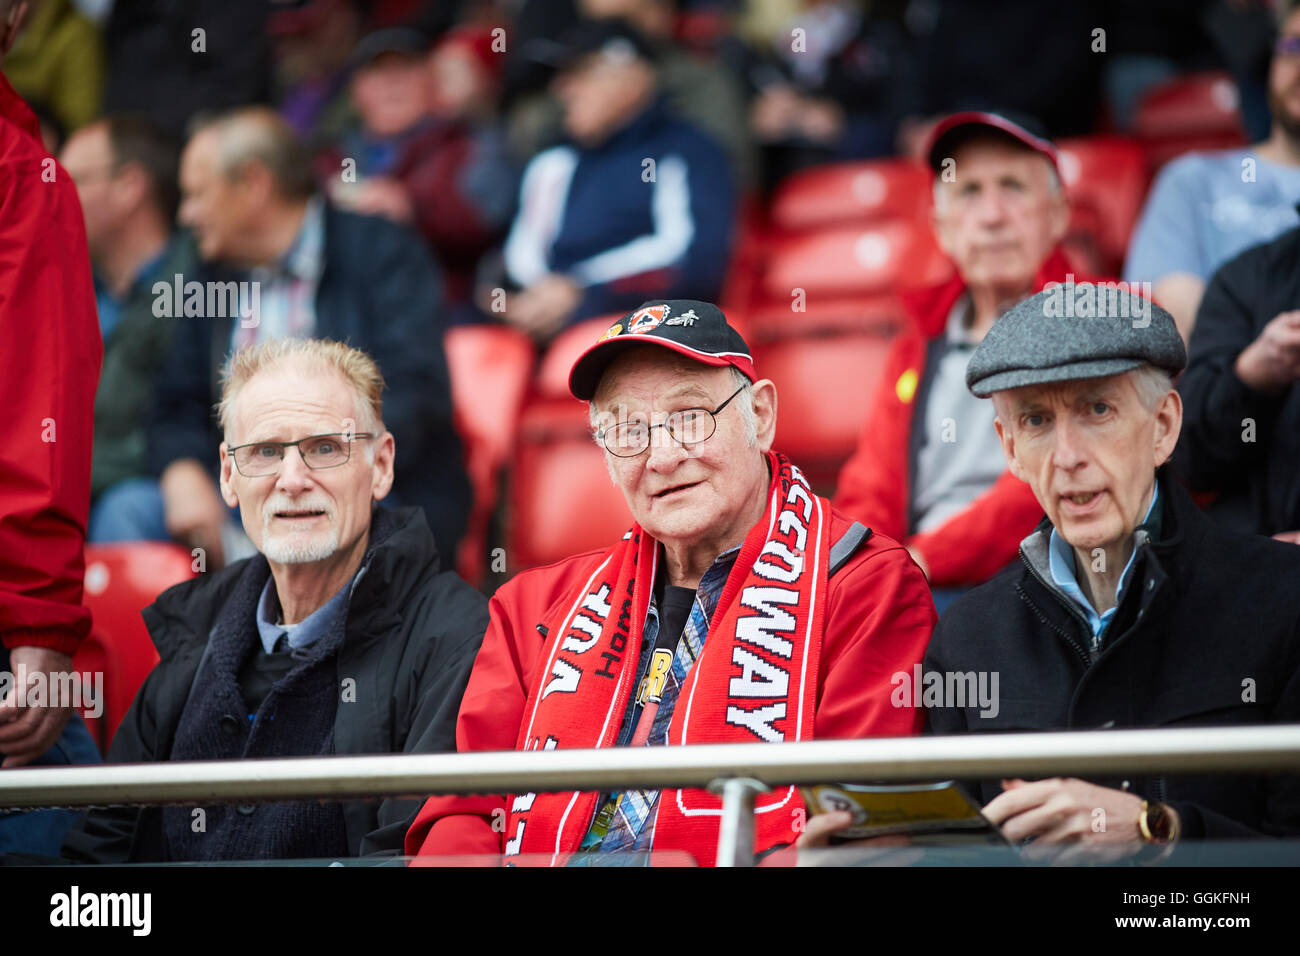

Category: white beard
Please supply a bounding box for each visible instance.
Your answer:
[260,525,341,564]
[259,497,339,564]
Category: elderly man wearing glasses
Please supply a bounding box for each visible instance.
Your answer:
[405,300,935,866]
[61,338,489,864]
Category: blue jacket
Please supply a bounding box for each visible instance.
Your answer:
[147,204,470,554]
[503,98,735,323]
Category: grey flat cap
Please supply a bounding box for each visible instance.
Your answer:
[966,283,1186,397]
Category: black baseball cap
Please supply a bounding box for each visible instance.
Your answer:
[533,18,657,73]
[925,110,1060,178]
[569,300,755,401]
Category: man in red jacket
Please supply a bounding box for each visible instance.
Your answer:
[835,111,1099,607]
[0,0,103,849]
[406,300,934,865]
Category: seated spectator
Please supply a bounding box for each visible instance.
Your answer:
[1124,1,1300,341]
[921,291,1300,855]
[320,25,516,309]
[834,112,1087,605]
[149,106,471,567]
[0,4,102,856]
[492,20,735,341]
[58,114,195,544]
[742,0,904,191]
[1,0,103,133]
[406,300,935,865]
[62,339,489,862]
[1175,222,1300,539]
[508,0,755,189]
[270,0,363,149]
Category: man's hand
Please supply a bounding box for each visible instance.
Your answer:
[505,275,581,341]
[793,809,918,865]
[1273,530,1300,545]
[334,176,414,224]
[160,459,227,568]
[984,777,1149,864]
[0,645,74,768]
[1234,310,1300,393]
[905,544,931,581]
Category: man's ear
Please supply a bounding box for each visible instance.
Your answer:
[994,415,1026,482]
[370,432,396,501]
[218,443,240,508]
[751,378,778,452]
[1152,387,1182,468]
[1046,175,1071,245]
[931,193,956,261]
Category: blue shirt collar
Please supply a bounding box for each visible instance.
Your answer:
[255,566,361,654]
[1047,483,1160,641]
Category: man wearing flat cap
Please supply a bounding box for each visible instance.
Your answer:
[406,299,935,865]
[920,288,1300,858]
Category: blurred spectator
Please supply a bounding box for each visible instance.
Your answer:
[0,0,102,133]
[897,0,1102,149]
[509,0,755,188]
[1175,222,1300,539]
[499,0,580,110]
[741,0,904,191]
[270,0,363,148]
[319,25,515,309]
[63,339,489,863]
[1124,1,1300,342]
[148,107,470,566]
[492,19,735,340]
[59,115,194,545]
[101,0,273,137]
[0,0,102,853]
[834,113,1083,607]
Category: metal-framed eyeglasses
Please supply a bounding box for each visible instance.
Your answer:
[228,432,375,477]
[597,385,746,458]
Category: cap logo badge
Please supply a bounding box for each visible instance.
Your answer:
[628,304,669,334]
[663,309,698,327]
[599,322,623,341]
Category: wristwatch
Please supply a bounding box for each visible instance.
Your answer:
[1138,800,1179,845]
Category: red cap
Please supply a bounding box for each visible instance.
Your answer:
[924,110,1060,178]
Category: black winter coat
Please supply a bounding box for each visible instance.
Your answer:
[924,477,1300,839]
[62,506,489,862]
[1177,221,1300,535]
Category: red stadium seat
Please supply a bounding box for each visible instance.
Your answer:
[747,293,902,341]
[769,157,932,232]
[507,399,631,570]
[536,316,623,398]
[445,325,537,584]
[1133,70,1248,169]
[1056,135,1151,273]
[755,331,896,491]
[760,221,953,301]
[74,543,198,752]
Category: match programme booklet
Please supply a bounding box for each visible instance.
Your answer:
[799,781,1007,845]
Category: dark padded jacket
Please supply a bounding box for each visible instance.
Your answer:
[62,506,488,862]
[924,476,1300,840]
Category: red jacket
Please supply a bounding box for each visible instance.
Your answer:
[833,250,1091,587]
[0,72,101,654]
[406,508,935,861]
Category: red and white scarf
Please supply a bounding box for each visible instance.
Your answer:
[504,453,830,864]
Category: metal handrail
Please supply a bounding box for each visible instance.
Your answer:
[5,724,1298,807]
[7,726,1297,865]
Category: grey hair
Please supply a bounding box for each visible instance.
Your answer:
[589,365,757,450]
[990,363,1174,421]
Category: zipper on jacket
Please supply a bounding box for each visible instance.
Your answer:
[1018,550,1094,670]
